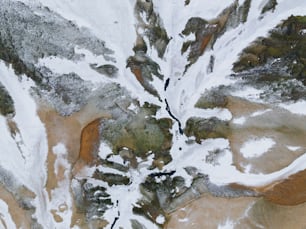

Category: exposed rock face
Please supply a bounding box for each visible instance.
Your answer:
[135,0,170,58]
[261,0,278,14]
[184,117,229,143]
[181,0,252,71]
[127,0,170,98]
[263,169,306,205]
[0,83,14,116]
[90,64,119,78]
[0,0,114,115]
[100,103,173,163]
[195,87,228,109]
[127,54,164,98]
[233,15,306,101]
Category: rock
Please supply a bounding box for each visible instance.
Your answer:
[100,103,173,166]
[261,0,278,14]
[93,170,130,186]
[75,180,113,220]
[0,0,114,86]
[90,64,118,78]
[195,87,228,109]
[41,72,92,115]
[233,15,306,102]
[0,83,15,116]
[127,54,163,98]
[181,1,252,72]
[135,0,170,58]
[184,117,229,143]
[135,174,187,224]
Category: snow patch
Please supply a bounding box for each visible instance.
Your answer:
[279,100,306,115]
[287,146,301,151]
[240,137,275,158]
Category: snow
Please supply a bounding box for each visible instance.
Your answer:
[240,137,275,158]
[250,109,272,117]
[50,144,73,229]
[37,50,112,85]
[232,116,246,125]
[0,62,55,226]
[98,154,159,229]
[98,142,113,159]
[0,200,16,229]
[287,146,301,151]
[279,100,306,115]
[156,214,165,224]
[3,0,306,227]
[218,219,235,229]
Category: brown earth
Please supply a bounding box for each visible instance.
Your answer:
[78,118,101,164]
[0,185,32,229]
[168,95,306,228]
[37,100,112,228]
[166,194,257,229]
[263,169,306,205]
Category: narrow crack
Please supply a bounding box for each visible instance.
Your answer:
[165,99,183,134]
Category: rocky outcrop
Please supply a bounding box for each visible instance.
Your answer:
[0,83,14,116]
[127,0,170,98]
[181,0,252,72]
[233,15,306,102]
[195,87,228,109]
[134,0,170,58]
[261,0,278,15]
[184,117,229,143]
[0,0,115,115]
[100,103,173,165]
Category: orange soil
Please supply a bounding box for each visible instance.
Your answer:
[199,34,213,55]
[131,67,144,85]
[78,119,101,164]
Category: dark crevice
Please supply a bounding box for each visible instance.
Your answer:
[111,205,120,229]
[110,216,119,229]
[164,78,170,91]
[165,99,183,134]
[149,170,176,178]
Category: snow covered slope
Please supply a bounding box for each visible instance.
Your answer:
[0,0,306,228]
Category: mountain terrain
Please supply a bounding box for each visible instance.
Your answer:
[0,0,306,228]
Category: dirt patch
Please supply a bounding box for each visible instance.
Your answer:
[0,185,32,229]
[37,100,112,227]
[166,194,256,229]
[78,119,101,164]
[263,169,306,205]
[227,96,306,174]
[226,96,306,205]
[167,193,306,229]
